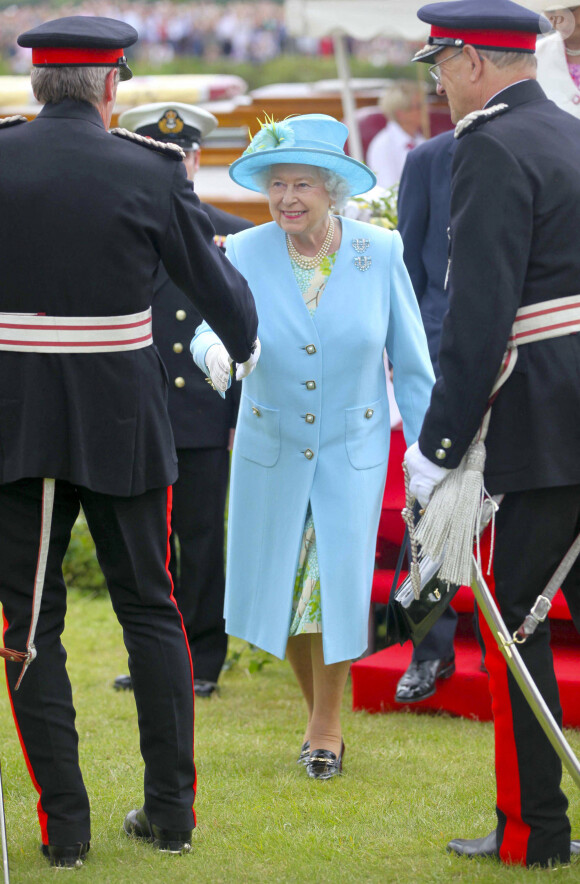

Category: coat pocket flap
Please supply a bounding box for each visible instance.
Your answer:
[345,398,388,470]
[236,394,281,467]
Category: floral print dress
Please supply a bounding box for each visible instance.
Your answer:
[288,251,338,636]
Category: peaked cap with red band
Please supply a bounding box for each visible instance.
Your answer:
[413,0,551,63]
[17,16,138,81]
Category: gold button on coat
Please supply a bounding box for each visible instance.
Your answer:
[305,344,317,355]
[174,377,185,388]
[176,309,186,321]
[435,448,446,460]
[365,408,374,419]
[304,449,314,460]
[441,438,452,449]
[305,413,315,424]
[252,406,262,417]
[173,342,183,354]
[306,380,316,390]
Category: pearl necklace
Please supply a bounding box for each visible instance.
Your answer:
[566,46,580,56]
[286,217,335,270]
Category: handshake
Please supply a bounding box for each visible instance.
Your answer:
[204,338,261,397]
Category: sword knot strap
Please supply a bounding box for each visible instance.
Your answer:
[0,647,29,664]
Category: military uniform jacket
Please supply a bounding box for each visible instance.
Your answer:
[152,203,252,449]
[0,100,257,496]
[398,129,456,376]
[418,80,580,495]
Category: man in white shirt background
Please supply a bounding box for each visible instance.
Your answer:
[366,80,426,188]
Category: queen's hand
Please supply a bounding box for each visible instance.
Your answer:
[204,343,232,396]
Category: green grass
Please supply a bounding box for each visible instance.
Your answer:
[0,589,578,883]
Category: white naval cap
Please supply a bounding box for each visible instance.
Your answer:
[117,101,218,149]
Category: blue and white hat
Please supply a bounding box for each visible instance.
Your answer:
[229,114,376,196]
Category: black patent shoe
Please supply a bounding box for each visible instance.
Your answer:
[448,829,577,866]
[113,674,133,691]
[447,830,498,858]
[306,740,345,780]
[123,807,192,854]
[297,741,310,764]
[41,842,89,868]
[395,656,455,703]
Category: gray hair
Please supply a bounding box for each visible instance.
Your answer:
[31,66,119,106]
[253,166,351,209]
[478,49,538,71]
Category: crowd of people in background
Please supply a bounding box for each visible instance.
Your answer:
[0,1,413,72]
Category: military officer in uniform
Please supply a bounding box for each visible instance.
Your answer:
[405,0,580,868]
[0,16,258,869]
[114,102,253,698]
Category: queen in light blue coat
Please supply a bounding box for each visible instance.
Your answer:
[192,114,434,779]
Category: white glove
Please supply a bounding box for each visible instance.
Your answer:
[404,441,450,509]
[204,343,232,398]
[235,337,261,381]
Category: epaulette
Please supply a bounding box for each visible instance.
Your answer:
[0,115,28,130]
[110,127,185,160]
[454,103,509,139]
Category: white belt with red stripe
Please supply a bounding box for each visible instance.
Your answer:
[0,308,152,353]
[509,293,580,346]
[481,293,580,438]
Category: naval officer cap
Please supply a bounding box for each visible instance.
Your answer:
[17,16,138,81]
[413,0,551,63]
[118,102,218,149]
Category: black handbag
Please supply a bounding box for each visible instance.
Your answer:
[384,528,460,648]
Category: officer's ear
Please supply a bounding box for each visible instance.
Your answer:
[464,45,485,83]
[103,68,118,104]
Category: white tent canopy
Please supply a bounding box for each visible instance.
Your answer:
[285,0,431,41]
[284,0,554,159]
[285,0,551,42]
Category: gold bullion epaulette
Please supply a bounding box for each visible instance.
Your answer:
[0,115,28,130]
[454,103,509,139]
[110,127,185,160]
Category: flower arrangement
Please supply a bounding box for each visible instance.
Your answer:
[341,183,399,229]
[243,114,296,155]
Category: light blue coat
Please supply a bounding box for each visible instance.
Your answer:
[192,217,434,664]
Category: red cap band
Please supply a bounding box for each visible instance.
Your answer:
[32,47,125,66]
[431,25,537,52]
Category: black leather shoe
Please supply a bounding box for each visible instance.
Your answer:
[307,740,345,780]
[297,741,310,764]
[113,674,133,691]
[41,842,89,868]
[395,656,455,703]
[123,807,192,854]
[448,830,579,863]
[194,680,217,698]
[447,830,498,858]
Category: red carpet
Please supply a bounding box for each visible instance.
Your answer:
[355,428,580,728]
[351,638,580,727]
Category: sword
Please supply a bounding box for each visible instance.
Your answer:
[470,554,580,790]
[0,760,10,884]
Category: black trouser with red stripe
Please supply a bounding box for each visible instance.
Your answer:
[478,484,580,867]
[169,447,229,684]
[0,478,195,847]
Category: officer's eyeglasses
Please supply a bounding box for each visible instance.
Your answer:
[428,48,464,84]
